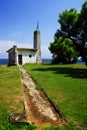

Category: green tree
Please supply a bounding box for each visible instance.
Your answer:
[49,8,79,64]
[58,8,79,37]
[49,37,78,64]
[72,1,87,65]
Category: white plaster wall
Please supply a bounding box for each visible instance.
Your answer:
[16,50,37,65]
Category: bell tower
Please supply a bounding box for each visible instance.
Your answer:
[33,22,42,63]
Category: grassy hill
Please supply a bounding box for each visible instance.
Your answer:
[24,63,87,129]
[0,64,87,130]
[0,65,36,130]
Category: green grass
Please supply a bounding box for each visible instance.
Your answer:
[24,63,87,129]
[0,64,87,130]
[0,65,37,130]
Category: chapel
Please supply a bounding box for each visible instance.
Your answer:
[7,24,42,65]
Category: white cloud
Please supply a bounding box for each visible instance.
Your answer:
[0,40,52,59]
[0,40,17,58]
[41,44,52,58]
[17,42,33,48]
[0,40,34,58]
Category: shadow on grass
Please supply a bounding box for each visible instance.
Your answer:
[32,66,87,79]
[10,122,37,130]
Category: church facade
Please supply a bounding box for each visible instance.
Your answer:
[7,24,42,65]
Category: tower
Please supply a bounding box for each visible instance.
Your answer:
[33,23,42,63]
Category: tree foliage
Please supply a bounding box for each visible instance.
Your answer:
[49,8,79,64]
[49,37,78,64]
[58,8,79,34]
[49,2,87,65]
[73,1,87,65]
[55,8,79,39]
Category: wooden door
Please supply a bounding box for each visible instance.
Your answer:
[18,55,22,65]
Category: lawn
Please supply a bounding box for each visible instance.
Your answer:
[0,64,87,130]
[24,63,87,129]
[0,65,36,130]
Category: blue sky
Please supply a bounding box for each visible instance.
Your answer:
[0,0,86,58]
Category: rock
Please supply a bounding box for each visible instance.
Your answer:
[9,113,26,123]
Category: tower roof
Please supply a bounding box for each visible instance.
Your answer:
[36,22,40,31]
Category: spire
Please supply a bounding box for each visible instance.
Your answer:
[36,22,39,31]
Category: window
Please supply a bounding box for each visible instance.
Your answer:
[29,54,32,58]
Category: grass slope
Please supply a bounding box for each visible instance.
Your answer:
[0,65,36,130]
[24,63,87,129]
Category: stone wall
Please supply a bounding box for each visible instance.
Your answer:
[8,46,17,66]
[33,29,42,64]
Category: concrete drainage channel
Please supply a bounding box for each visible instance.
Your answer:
[10,65,66,127]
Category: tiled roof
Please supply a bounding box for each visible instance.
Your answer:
[17,48,37,51]
[7,47,37,52]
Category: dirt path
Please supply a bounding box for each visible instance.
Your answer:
[19,65,63,127]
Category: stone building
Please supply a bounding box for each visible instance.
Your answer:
[7,24,42,65]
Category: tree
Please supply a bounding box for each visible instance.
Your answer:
[49,9,79,64]
[49,2,87,65]
[49,37,78,64]
[72,1,87,65]
[58,3,87,65]
[58,8,79,38]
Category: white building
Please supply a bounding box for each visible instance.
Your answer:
[7,24,42,65]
